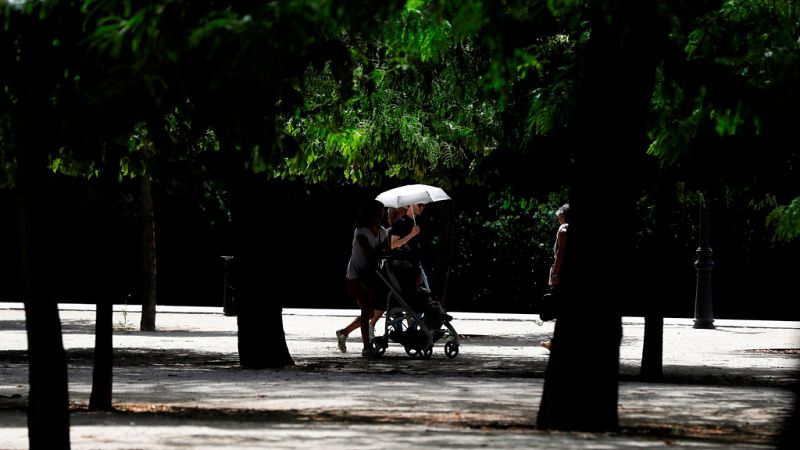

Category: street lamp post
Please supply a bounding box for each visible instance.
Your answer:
[693,202,715,329]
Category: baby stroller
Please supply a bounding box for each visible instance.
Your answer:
[369,250,460,358]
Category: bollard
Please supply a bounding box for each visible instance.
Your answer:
[221,256,236,316]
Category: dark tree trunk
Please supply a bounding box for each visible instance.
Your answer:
[231,172,294,369]
[641,178,673,380]
[641,316,663,380]
[140,174,157,331]
[536,197,626,431]
[16,123,71,449]
[88,297,113,411]
[237,293,294,369]
[779,379,800,448]
[537,1,664,431]
[89,151,121,411]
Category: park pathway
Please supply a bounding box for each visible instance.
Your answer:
[1,304,798,449]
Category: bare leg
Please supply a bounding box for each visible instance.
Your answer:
[340,316,362,336]
[340,309,383,337]
[360,307,372,347]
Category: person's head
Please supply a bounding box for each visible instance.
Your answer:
[556,203,570,224]
[356,199,385,229]
[407,203,426,217]
[388,206,408,225]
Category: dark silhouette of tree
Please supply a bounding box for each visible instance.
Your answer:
[2,3,76,446]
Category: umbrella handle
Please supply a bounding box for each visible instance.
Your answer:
[411,205,416,225]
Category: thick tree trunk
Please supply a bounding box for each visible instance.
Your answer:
[231,173,294,368]
[538,317,622,430]
[235,224,294,369]
[536,1,664,431]
[536,197,625,431]
[17,135,71,449]
[780,379,800,448]
[237,293,294,369]
[140,174,157,331]
[21,296,71,450]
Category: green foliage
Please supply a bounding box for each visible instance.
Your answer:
[451,189,568,309]
[286,6,503,185]
[389,7,452,64]
[649,0,800,162]
[647,72,706,165]
[767,197,800,242]
[2,0,798,244]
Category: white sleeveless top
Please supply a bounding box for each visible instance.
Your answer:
[346,226,387,279]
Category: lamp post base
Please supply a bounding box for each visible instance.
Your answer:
[693,318,715,329]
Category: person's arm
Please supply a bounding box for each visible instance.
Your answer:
[379,229,391,252]
[390,225,420,249]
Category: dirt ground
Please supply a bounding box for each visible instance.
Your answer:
[1,305,798,449]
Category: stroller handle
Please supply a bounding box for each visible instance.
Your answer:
[379,249,419,263]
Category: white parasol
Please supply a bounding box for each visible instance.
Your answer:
[375,184,451,208]
[375,184,451,224]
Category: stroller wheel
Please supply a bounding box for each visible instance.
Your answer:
[371,337,388,356]
[444,341,459,358]
[421,346,433,359]
[404,346,420,358]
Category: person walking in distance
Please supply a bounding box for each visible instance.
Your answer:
[542,203,569,351]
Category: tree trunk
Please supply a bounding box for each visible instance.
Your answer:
[536,1,664,431]
[17,129,71,449]
[231,172,294,368]
[780,379,800,448]
[536,199,625,431]
[89,150,121,411]
[538,314,622,431]
[640,316,663,380]
[88,297,113,411]
[237,293,294,369]
[641,178,673,380]
[140,174,157,331]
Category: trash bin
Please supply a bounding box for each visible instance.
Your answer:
[221,256,236,316]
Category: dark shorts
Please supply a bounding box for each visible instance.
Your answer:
[346,277,374,310]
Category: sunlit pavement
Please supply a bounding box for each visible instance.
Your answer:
[1,303,798,449]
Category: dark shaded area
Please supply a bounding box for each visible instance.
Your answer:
[0,174,797,319]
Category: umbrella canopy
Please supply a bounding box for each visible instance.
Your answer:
[375,184,451,208]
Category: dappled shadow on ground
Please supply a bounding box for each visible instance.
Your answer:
[0,340,797,386]
[68,402,536,430]
[297,353,546,378]
[45,403,782,448]
[1,343,794,448]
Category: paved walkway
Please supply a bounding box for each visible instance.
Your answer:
[0,303,798,449]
